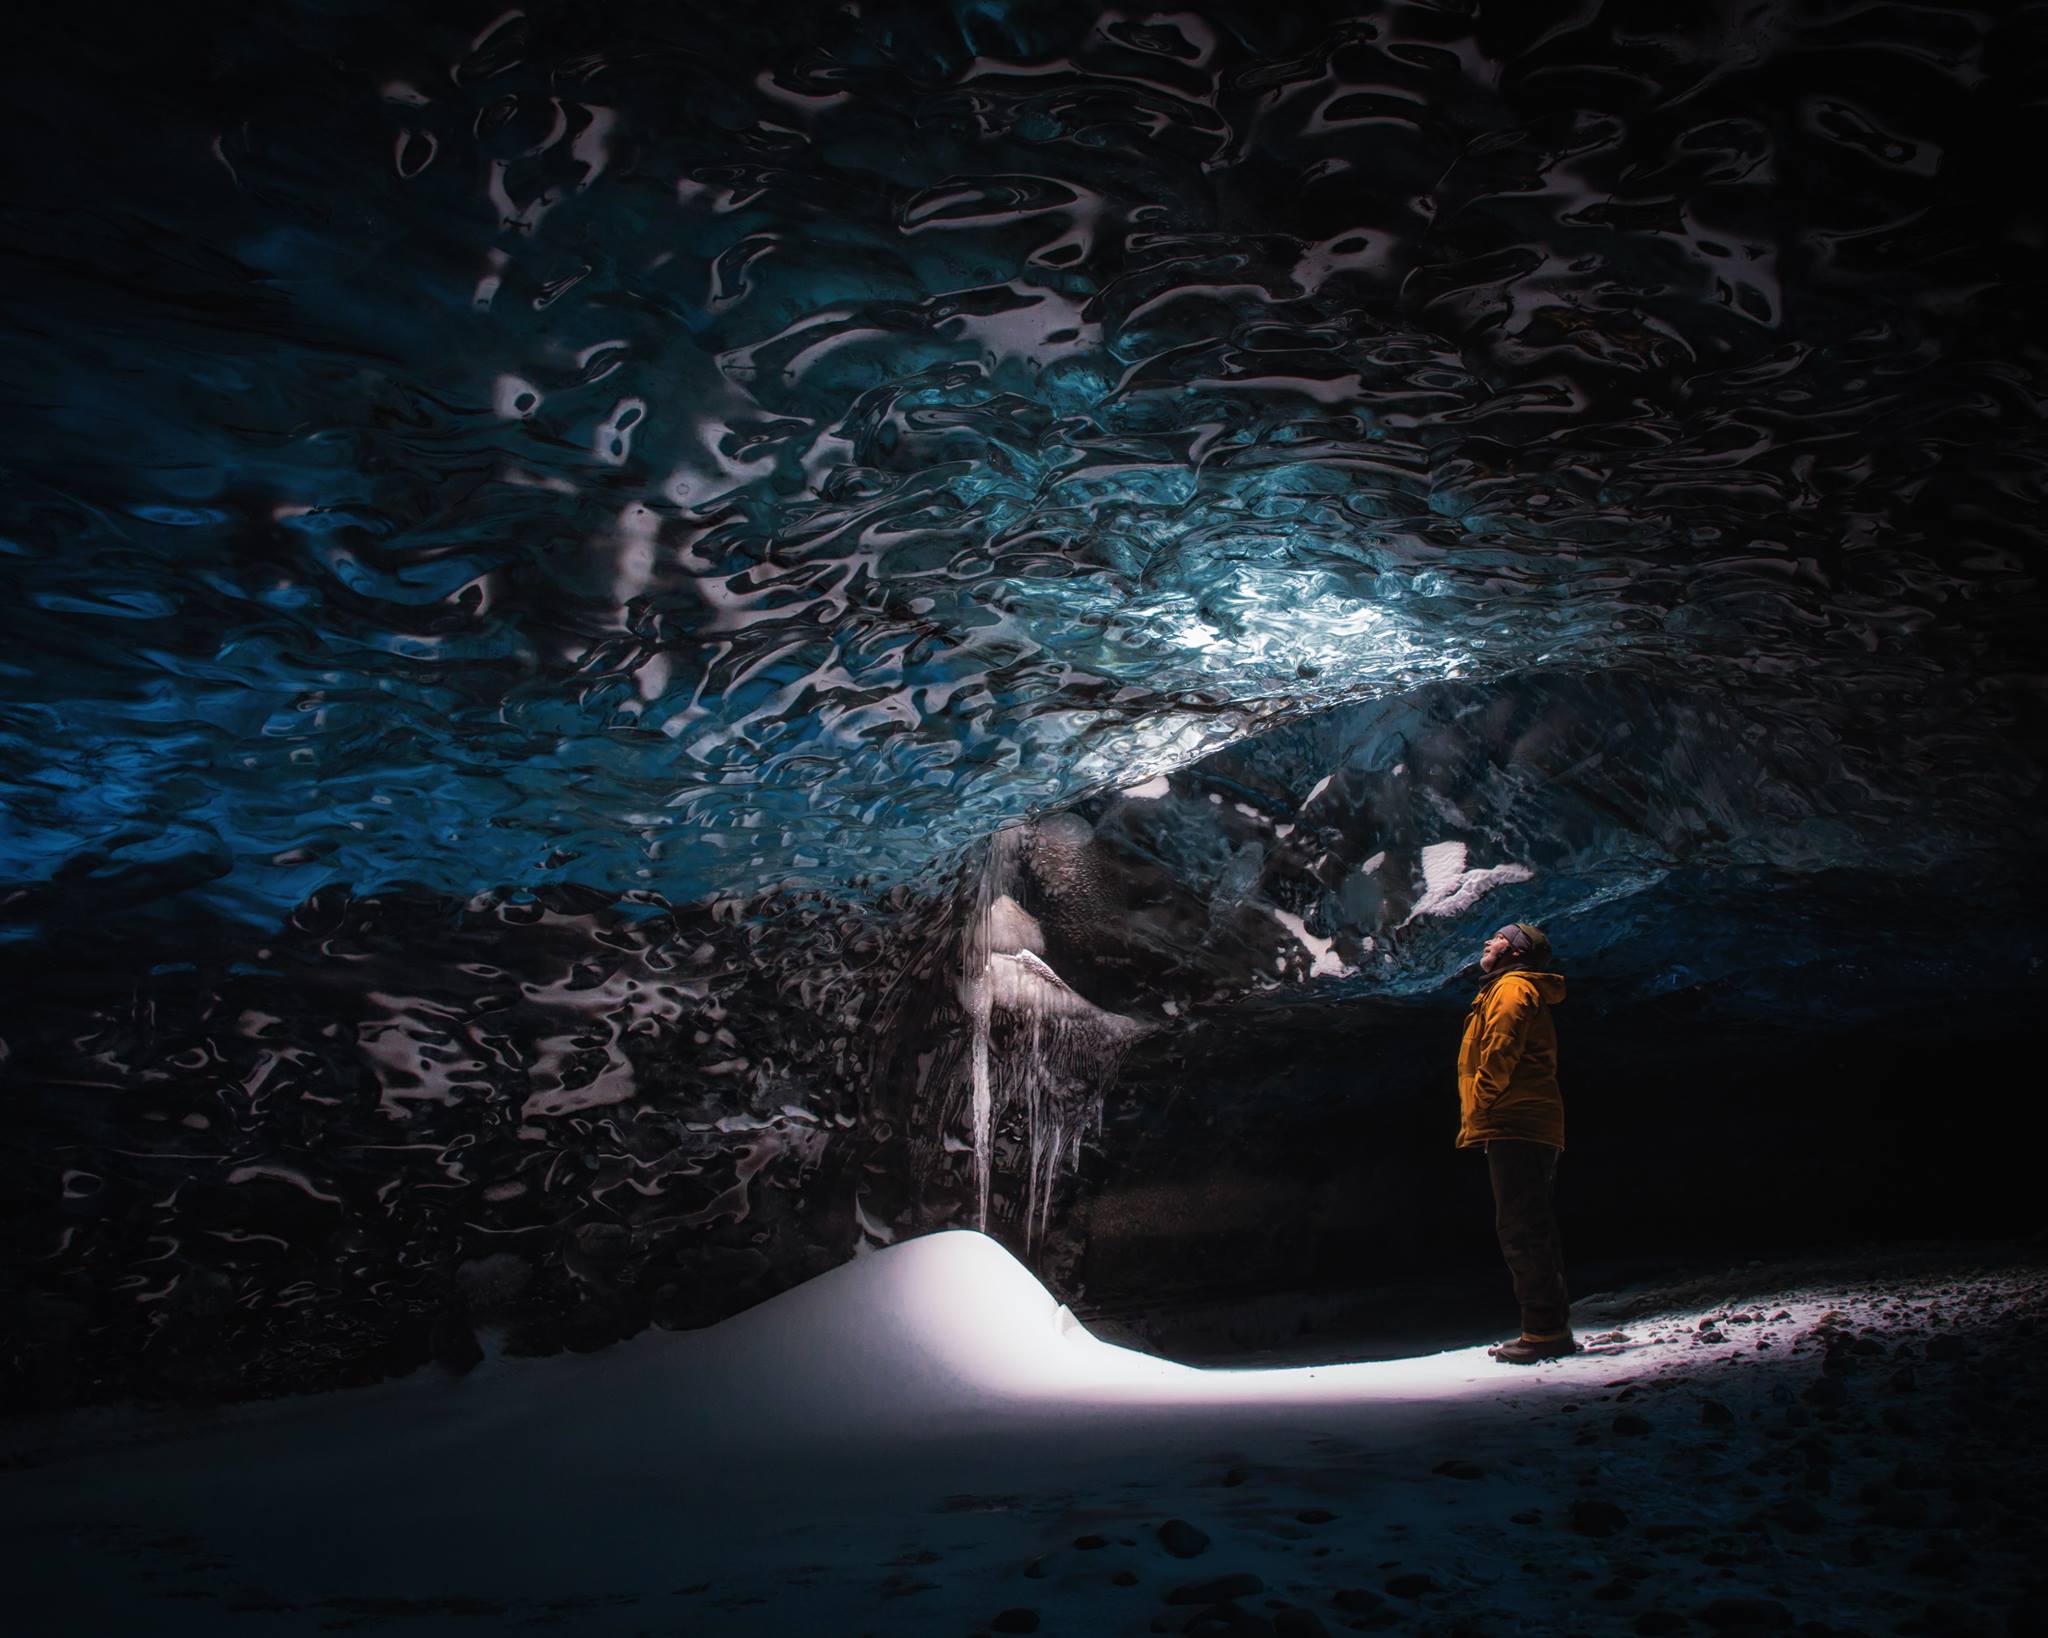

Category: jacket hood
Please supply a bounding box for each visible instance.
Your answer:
[1480,968,1566,1004]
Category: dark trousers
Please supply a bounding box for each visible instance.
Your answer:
[1487,1140,1570,1337]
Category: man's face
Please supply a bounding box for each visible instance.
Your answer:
[1480,933,1514,972]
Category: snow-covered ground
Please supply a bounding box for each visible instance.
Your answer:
[4,1232,2041,1636]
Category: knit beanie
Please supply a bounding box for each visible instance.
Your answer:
[1494,922,1554,968]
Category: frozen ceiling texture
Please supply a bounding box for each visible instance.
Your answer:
[2,0,2045,1405]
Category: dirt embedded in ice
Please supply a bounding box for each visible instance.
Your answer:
[2,1238,2043,1637]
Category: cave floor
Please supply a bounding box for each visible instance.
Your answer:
[4,1242,2043,1638]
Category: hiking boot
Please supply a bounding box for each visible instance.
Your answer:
[1488,1331,1578,1364]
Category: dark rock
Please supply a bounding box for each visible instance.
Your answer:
[1113,1570,1140,1587]
[1770,1499,1824,1535]
[1023,1556,1052,1579]
[1698,1596,1794,1630]
[1294,1509,1336,1525]
[992,1610,1041,1634]
[1273,1611,1332,1638]
[1183,1607,1273,1638]
[571,1221,632,1262]
[454,1252,532,1309]
[1698,1331,1728,1345]
[1571,1499,1630,1538]
[1221,1467,1252,1488]
[1614,1413,1652,1436]
[1384,1572,1439,1599]
[1597,1581,1638,1600]
[1926,1335,1965,1361]
[1074,1534,1110,1550]
[1334,1589,1389,1614]
[1634,1614,1689,1635]
[1433,1459,1485,1480]
[1509,1509,1542,1525]
[1870,1492,1931,1529]
[1907,1534,1970,1579]
[1168,1575,1266,1605]
[427,1311,482,1374]
[1701,1400,1736,1426]
[1804,1378,1848,1410]
[562,1303,622,1353]
[1158,1519,1211,1559]
[1918,1598,1995,1637]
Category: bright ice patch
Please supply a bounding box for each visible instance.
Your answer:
[1402,841,1535,925]
[1267,906,1355,979]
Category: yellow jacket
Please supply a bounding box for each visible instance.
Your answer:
[1456,968,1567,1150]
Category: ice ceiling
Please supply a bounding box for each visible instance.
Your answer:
[6,0,2038,924]
[1,2,2044,1401]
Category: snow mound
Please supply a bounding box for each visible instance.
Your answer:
[622,1230,1510,1431]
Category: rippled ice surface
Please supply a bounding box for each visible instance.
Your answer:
[0,2,2044,1401]
[3,1,2040,922]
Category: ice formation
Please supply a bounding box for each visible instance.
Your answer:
[1400,841,1537,928]
[961,837,1148,1245]
[1267,906,1355,980]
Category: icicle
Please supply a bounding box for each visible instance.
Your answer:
[954,821,1149,1249]
[969,982,992,1232]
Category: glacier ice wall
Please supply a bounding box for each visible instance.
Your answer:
[3,1,2041,925]
[1,0,2044,1403]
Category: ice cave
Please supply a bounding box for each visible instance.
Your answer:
[2,2,2045,1634]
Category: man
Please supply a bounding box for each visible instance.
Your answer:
[1457,922,1573,1363]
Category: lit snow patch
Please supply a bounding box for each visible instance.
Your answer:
[1402,841,1534,925]
[1268,906,1355,979]
[695,1231,1506,1412]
